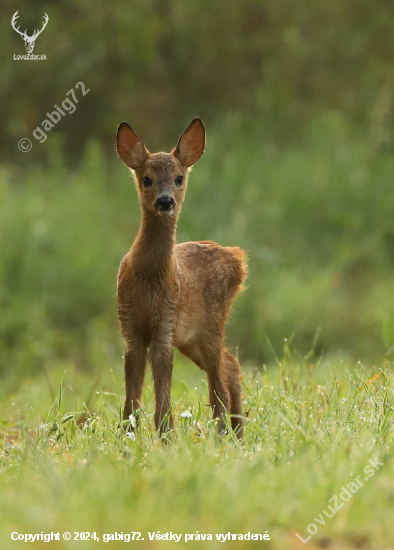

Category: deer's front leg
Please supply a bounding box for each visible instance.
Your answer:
[150,340,174,435]
[123,340,147,426]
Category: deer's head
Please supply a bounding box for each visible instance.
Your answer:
[117,119,205,218]
[11,11,48,54]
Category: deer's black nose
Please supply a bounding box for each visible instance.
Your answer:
[155,195,175,211]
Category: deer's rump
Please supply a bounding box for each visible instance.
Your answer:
[173,241,247,347]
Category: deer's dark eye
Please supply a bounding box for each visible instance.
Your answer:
[143,176,153,187]
[175,176,184,186]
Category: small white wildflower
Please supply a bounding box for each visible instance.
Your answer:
[128,413,136,428]
[126,432,136,441]
[180,410,192,418]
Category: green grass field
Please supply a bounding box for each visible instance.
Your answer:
[2,120,394,548]
[1,353,393,549]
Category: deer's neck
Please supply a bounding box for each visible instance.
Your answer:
[130,210,177,283]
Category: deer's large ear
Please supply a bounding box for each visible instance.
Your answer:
[173,118,205,167]
[117,122,149,169]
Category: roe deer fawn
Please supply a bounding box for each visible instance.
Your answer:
[116,118,247,439]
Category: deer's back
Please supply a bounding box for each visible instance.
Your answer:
[175,241,247,297]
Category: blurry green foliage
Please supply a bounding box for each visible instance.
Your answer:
[2,0,394,164]
[2,1,394,375]
[3,118,394,376]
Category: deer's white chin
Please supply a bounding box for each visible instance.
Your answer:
[157,208,174,216]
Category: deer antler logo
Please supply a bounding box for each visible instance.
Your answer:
[11,11,49,54]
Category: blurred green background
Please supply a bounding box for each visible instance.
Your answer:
[2,0,394,381]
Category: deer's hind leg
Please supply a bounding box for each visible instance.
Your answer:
[224,351,244,440]
[178,338,230,435]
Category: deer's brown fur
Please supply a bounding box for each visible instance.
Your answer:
[116,118,247,438]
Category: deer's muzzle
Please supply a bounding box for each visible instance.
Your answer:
[155,195,175,213]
